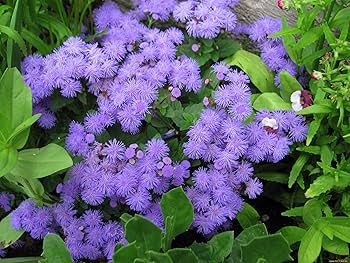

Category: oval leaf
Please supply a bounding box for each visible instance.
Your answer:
[0,146,18,177]
[253,93,291,111]
[225,50,276,93]
[43,233,73,263]
[10,143,72,179]
[0,213,24,248]
[279,71,303,102]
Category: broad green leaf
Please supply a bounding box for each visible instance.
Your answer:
[281,207,304,217]
[0,257,43,263]
[161,187,194,251]
[279,71,303,102]
[237,203,260,228]
[10,144,73,179]
[241,233,292,263]
[8,114,41,149]
[322,236,349,256]
[253,93,291,111]
[330,7,350,27]
[0,213,24,248]
[146,251,173,263]
[216,38,241,58]
[167,248,198,263]
[0,68,32,139]
[43,233,73,263]
[236,224,268,246]
[306,118,323,146]
[255,172,288,184]
[120,213,133,225]
[288,153,309,188]
[298,224,323,263]
[190,242,213,263]
[208,231,234,262]
[297,104,333,115]
[303,199,322,226]
[125,215,162,255]
[112,241,138,263]
[278,226,306,245]
[325,217,350,243]
[0,146,17,177]
[225,50,276,93]
[305,176,335,198]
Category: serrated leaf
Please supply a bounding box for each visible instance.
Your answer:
[303,199,322,226]
[281,207,304,217]
[305,176,335,198]
[325,217,350,243]
[322,236,349,256]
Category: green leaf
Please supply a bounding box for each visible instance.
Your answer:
[125,215,162,255]
[161,187,194,251]
[21,28,51,54]
[190,242,213,263]
[269,27,302,38]
[279,71,303,102]
[225,50,276,93]
[325,217,350,243]
[0,257,43,263]
[216,38,241,58]
[306,118,323,146]
[255,172,288,184]
[322,236,349,256]
[288,153,309,188]
[0,68,32,140]
[0,146,17,177]
[297,104,333,115]
[208,231,234,262]
[281,207,304,217]
[145,251,173,263]
[0,213,24,248]
[320,145,333,166]
[6,0,25,68]
[278,226,306,245]
[298,223,323,263]
[296,146,321,155]
[295,27,323,50]
[43,233,73,263]
[112,241,138,263]
[236,224,268,246]
[7,114,41,149]
[330,7,350,27]
[237,203,260,229]
[305,176,335,198]
[241,233,292,263]
[10,144,73,179]
[303,199,322,226]
[167,248,198,263]
[253,93,291,111]
[322,23,336,45]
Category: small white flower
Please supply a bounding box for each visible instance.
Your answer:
[261,117,278,130]
[290,90,301,103]
[290,90,303,112]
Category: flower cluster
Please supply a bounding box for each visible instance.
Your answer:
[182,63,307,233]
[173,0,239,39]
[0,192,14,212]
[245,17,297,86]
